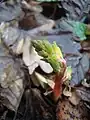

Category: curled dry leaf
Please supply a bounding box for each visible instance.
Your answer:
[69,90,81,105]
[82,79,90,88]
[63,86,72,97]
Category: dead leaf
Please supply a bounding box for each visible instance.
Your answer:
[0,60,24,111]
[63,86,72,97]
[69,90,81,105]
[82,79,90,88]
[76,87,90,102]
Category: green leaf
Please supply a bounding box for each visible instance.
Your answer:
[52,41,63,59]
[66,66,72,80]
[31,40,63,73]
[47,55,61,72]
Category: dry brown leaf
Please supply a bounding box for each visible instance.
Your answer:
[69,90,81,105]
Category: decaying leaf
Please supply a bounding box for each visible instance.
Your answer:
[60,0,90,20]
[63,86,72,97]
[82,79,90,88]
[0,60,24,111]
[69,90,81,105]
[76,87,90,102]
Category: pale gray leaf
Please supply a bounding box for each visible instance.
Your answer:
[2,27,20,46]
[28,62,38,75]
[15,38,24,54]
[0,3,22,22]
[0,60,24,111]
[23,37,31,66]
[39,60,53,74]
[76,87,90,102]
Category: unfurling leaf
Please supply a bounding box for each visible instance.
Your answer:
[35,72,55,89]
[23,39,53,74]
[47,55,61,73]
[66,66,72,80]
[32,40,64,72]
[52,41,63,59]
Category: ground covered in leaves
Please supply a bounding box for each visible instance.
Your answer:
[0,0,90,120]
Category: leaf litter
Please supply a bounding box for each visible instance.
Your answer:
[0,0,90,120]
